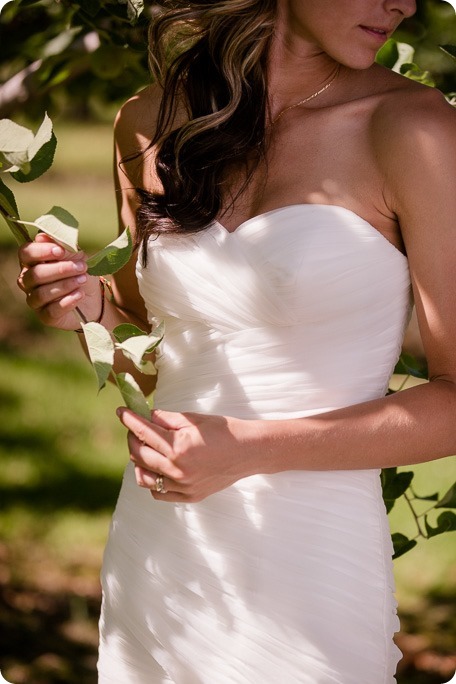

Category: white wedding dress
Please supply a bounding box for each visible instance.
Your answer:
[98,204,412,683]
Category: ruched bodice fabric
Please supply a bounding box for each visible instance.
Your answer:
[98,205,412,683]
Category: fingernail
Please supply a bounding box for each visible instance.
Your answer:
[76,274,87,284]
[74,261,85,272]
[116,408,122,417]
[52,246,64,256]
[73,291,83,301]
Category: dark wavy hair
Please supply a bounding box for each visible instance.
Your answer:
[135,0,276,243]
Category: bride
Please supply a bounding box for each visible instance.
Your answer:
[17,1,456,682]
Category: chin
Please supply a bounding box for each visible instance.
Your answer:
[335,50,378,71]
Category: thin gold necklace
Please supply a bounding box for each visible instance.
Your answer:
[272,66,340,125]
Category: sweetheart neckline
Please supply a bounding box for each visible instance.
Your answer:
[212,203,407,260]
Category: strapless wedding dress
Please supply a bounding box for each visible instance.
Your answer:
[98,205,412,683]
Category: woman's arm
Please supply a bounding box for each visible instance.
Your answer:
[117,87,456,501]
[18,87,162,394]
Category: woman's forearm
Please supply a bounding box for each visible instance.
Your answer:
[254,379,456,473]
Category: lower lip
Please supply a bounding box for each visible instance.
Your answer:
[359,26,388,44]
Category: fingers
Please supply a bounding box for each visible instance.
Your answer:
[19,238,66,267]
[16,234,94,327]
[117,408,175,458]
[127,431,184,483]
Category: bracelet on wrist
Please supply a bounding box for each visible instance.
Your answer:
[74,276,110,333]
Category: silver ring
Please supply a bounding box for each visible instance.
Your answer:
[155,474,167,493]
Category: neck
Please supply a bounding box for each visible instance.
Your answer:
[267,11,342,117]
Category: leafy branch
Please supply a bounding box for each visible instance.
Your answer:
[384,352,456,558]
[381,463,456,559]
[0,114,162,416]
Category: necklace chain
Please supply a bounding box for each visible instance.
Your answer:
[272,66,340,125]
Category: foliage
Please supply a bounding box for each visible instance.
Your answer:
[0,0,154,120]
[0,115,163,416]
[0,0,455,120]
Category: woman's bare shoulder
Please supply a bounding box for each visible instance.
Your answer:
[370,73,456,184]
[371,70,456,146]
[114,83,163,154]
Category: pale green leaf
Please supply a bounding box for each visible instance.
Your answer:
[0,115,55,179]
[392,41,415,73]
[42,28,81,58]
[35,206,79,252]
[86,226,133,275]
[82,321,115,391]
[27,112,54,161]
[0,119,34,172]
[118,0,144,22]
[115,324,163,375]
[116,372,151,419]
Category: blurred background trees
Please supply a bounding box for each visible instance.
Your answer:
[0,0,456,123]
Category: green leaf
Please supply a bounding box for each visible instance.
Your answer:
[0,177,31,244]
[86,226,132,275]
[392,533,417,559]
[440,44,456,61]
[381,468,414,513]
[425,510,456,538]
[394,352,428,379]
[376,39,399,69]
[113,323,148,343]
[435,482,456,509]
[116,372,150,420]
[0,176,18,218]
[115,325,163,375]
[82,321,115,391]
[11,132,57,183]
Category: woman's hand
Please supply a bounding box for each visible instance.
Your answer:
[117,407,263,502]
[17,233,102,330]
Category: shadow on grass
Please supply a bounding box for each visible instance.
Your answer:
[1,570,455,684]
[0,570,99,684]
[396,586,456,684]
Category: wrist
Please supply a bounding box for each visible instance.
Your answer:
[229,417,285,477]
[74,276,110,332]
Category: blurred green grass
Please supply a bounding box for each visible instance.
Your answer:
[0,121,455,683]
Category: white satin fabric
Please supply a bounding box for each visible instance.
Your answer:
[98,204,412,683]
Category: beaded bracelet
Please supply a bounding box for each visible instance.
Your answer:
[74,276,111,333]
